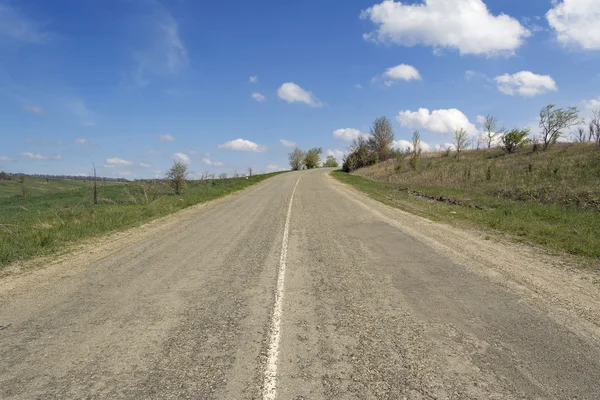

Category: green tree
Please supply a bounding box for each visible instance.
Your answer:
[368,116,395,161]
[501,128,531,154]
[409,130,422,169]
[323,155,339,168]
[304,147,323,169]
[539,105,582,150]
[166,161,188,195]
[288,148,305,170]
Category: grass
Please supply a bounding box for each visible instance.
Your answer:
[0,173,285,267]
[332,142,600,260]
[0,176,101,198]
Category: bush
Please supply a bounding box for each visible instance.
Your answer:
[502,128,531,154]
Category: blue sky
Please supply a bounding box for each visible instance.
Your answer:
[1,0,599,178]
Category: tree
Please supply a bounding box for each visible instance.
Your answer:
[571,127,587,143]
[247,167,253,177]
[342,135,375,172]
[539,104,583,150]
[166,160,188,195]
[368,116,395,161]
[501,128,531,154]
[409,130,422,169]
[453,129,469,161]
[323,155,339,168]
[288,148,305,170]
[590,110,600,146]
[304,147,323,169]
[482,114,505,149]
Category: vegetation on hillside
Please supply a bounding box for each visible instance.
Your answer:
[334,104,600,260]
[288,147,323,170]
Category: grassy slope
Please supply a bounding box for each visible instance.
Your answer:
[0,177,99,198]
[0,173,284,266]
[332,142,600,260]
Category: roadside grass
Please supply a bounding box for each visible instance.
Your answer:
[0,173,284,267]
[0,177,99,198]
[331,143,600,261]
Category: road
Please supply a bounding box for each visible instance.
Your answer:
[1,169,600,399]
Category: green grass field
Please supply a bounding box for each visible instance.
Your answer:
[0,173,284,267]
[332,142,600,261]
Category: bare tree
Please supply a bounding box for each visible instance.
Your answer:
[539,104,583,150]
[92,162,98,205]
[590,110,600,146]
[368,116,395,161]
[453,128,469,161]
[482,114,505,149]
[571,127,587,143]
[166,161,188,195]
[247,167,253,177]
[288,148,306,170]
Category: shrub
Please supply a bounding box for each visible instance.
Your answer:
[501,128,531,154]
[166,161,188,195]
[304,147,323,169]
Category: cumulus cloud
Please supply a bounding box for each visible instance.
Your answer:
[0,3,51,44]
[393,139,431,152]
[547,0,600,50]
[249,75,258,83]
[202,157,224,167]
[495,71,557,97]
[361,0,530,56]
[158,134,175,141]
[218,138,265,152]
[333,128,366,141]
[280,139,296,147]
[277,82,323,107]
[383,64,422,85]
[173,152,190,163]
[327,149,345,164]
[20,152,62,160]
[252,92,266,102]
[105,157,133,167]
[139,162,151,168]
[583,97,600,111]
[23,104,45,115]
[397,108,479,136]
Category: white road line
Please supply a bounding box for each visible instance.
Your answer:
[263,175,302,400]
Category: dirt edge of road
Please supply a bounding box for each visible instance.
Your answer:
[0,180,268,305]
[328,172,600,344]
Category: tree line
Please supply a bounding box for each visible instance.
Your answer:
[288,147,339,170]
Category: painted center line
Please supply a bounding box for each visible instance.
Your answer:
[262,175,302,400]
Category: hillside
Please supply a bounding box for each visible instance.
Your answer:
[333,142,600,261]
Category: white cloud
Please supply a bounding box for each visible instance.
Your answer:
[0,156,14,161]
[23,104,45,115]
[383,64,422,84]
[148,150,161,155]
[333,128,366,141]
[202,157,224,167]
[495,71,557,97]
[583,97,600,111]
[139,162,151,168]
[464,70,491,82]
[355,84,363,89]
[218,138,265,152]
[75,138,94,146]
[67,98,95,126]
[393,139,431,152]
[173,152,190,163]
[476,115,486,124]
[158,134,175,141]
[547,0,600,50]
[326,149,345,164]
[133,9,188,87]
[252,92,266,102]
[250,75,258,83]
[280,139,296,148]
[20,152,62,160]
[266,164,278,170]
[397,108,479,136]
[277,82,323,107]
[361,0,530,56]
[105,157,133,167]
[0,3,51,44]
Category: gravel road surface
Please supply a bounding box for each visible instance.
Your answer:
[1,169,599,399]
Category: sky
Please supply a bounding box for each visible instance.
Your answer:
[1,0,599,179]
